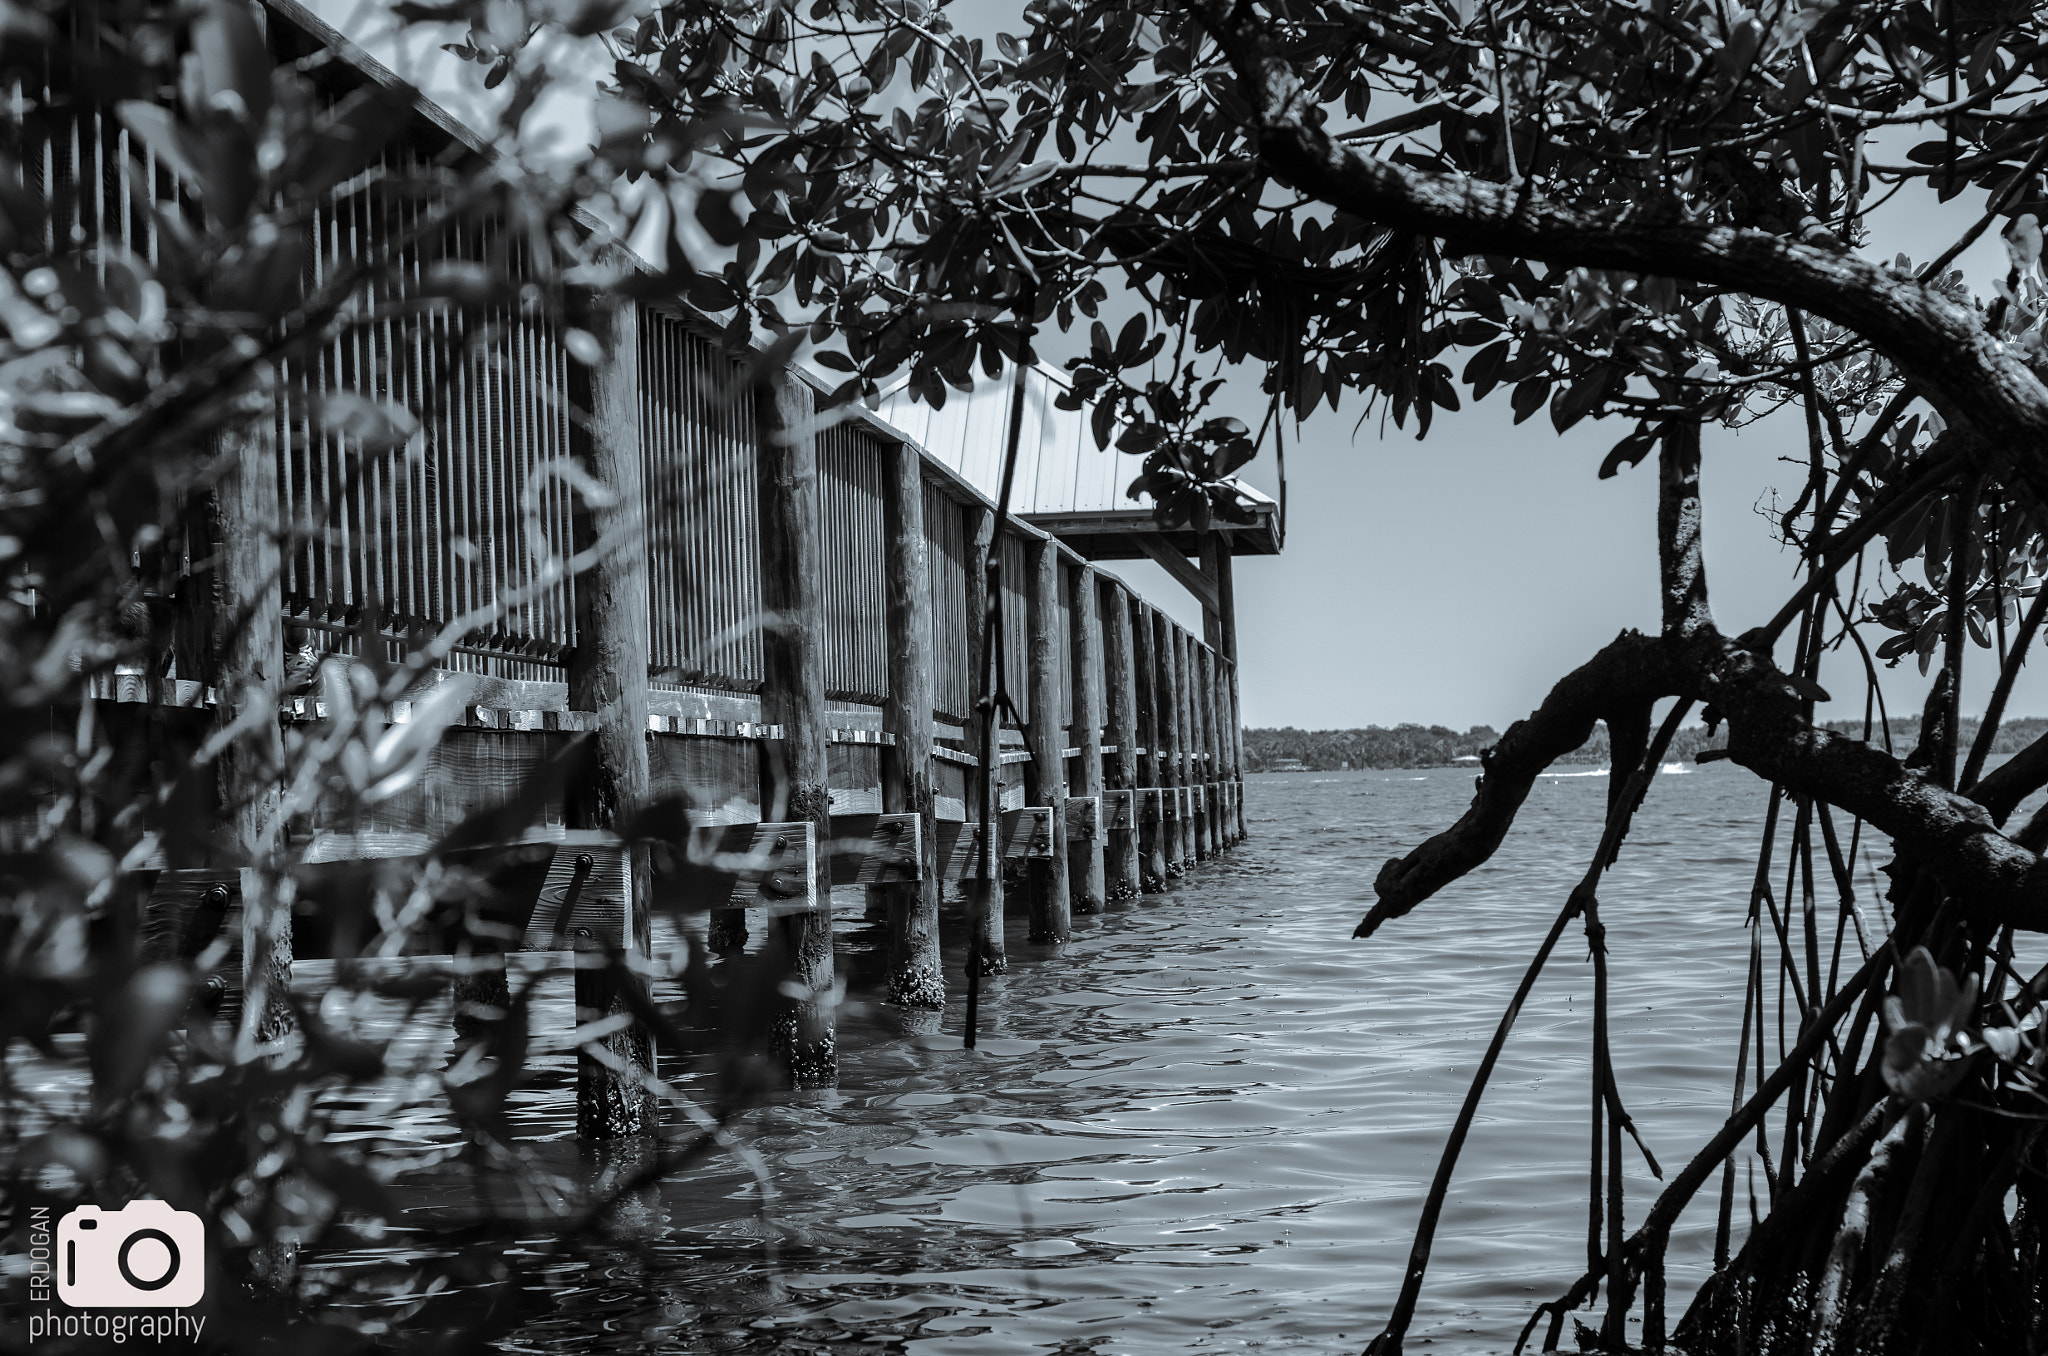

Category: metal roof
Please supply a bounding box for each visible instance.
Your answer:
[870,364,1282,560]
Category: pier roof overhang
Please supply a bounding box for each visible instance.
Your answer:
[869,367,1283,561]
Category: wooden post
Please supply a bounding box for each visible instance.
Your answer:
[1023,536,1070,941]
[212,419,289,1049]
[1070,563,1106,914]
[565,286,658,1140]
[1187,647,1196,860]
[1185,638,1199,861]
[1210,542,1241,846]
[1212,651,1228,852]
[1198,536,1226,647]
[1187,643,1196,864]
[1196,643,1212,856]
[756,370,836,1087]
[1171,626,1196,868]
[1099,579,1141,900]
[1193,642,1213,859]
[879,443,942,1007]
[964,506,1007,972]
[1130,600,1165,891]
[1146,614,1179,880]
[1227,655,1247,844]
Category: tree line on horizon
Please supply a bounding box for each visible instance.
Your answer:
[1244,717,2048,772]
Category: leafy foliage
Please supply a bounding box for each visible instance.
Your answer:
[24,0,2048,1346]
[1,2,794,1346]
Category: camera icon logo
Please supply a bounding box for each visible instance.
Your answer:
[55,1201,205,1308]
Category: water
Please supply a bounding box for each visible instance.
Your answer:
[322,761,1907,1354]
[16,764,1965,1349]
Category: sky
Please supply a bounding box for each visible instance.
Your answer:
[315,0,2038,735]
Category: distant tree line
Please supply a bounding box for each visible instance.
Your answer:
[1244,717,2048,772]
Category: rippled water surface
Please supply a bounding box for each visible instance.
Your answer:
[339,764,1920,1353]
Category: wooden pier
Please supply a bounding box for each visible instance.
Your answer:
[40,0,1279,1131]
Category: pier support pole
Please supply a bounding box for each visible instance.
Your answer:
[1207,542,1243,846]
[1070,564,1106,914]
[1204,659,1220,852]
[1198,644,1220,860]
[1131,601,1165,889]
[1151,610,1182,880]
[1099,580,1141,901]
[1229,657,1247,843]
[880,442,943,1007]
[1190,640,1210,862]
[1172,627,1196,867]
[965,508,1006,973]
[1198,537,1223,852]
[1187,630,1196,864]
[212,418,289,1047]
[1024,536,1070,942]
[566,285,658,1140]
[756,371,836,1086]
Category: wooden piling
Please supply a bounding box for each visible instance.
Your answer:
[1229,656,1247,842]
[1023,536,1070,942]
[1130,600,1166,891]
[1150,610,1182,878]
[1193,639,1213,861]
[1184,633,1199,863]
[565,284,658,1140]
[1170,626,1196,868]
[755,370,836,1087]
[1098,580,1142,900]
[1209,649,1231,851]
[212,419,289,1048]
[879,443,943,1007]
[964,506,1006,973]
[1196,647,1204,860]
[1208,646,1226,855]
[1070,563,1106,915]
[1210,543,1242,846]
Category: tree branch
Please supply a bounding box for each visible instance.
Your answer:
[1359,630,1681,938]
[1198,2,2048,499]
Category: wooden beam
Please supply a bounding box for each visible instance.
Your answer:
[1098,580,1142,901]
[1101,788,1134,832]
[879,441,943,1008]
[565,281,658,1140]
[1070,564,1106,913]
[1064,794,1101,842]
[1019,508,1283,559]
[756,368,836,1088]
[709,821,818,909]
[1023,537,1070,942]
[935,807,1054,881]
[1134,534,1220,614]
[1211,544,1238,662]
[827,813,921,887]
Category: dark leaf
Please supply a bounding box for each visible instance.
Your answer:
[1511,375,1550,424]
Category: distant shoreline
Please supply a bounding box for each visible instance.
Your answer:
[1242,715,2045,774]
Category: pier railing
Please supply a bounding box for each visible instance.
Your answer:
[28,0,1251,1107]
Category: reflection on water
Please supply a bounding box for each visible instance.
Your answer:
[301,766,1945,1350]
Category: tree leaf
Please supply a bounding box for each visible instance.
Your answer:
[1510,375,1551,424]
